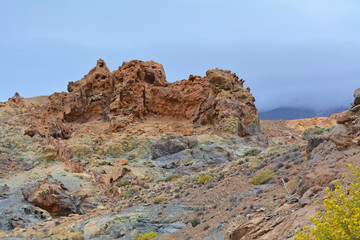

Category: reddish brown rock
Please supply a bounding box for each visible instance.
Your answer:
[354,88,360,98]
[330,89,360,150]
[67,158,83,173]
[42,59,261,137]
[7,92,25,107]
[22,178,76,216]
[336,110,356,124]
[108,159,131,184]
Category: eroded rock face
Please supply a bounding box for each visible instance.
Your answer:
[7,92,25,107]
[42,59,260,137]
[22,178,76,216]
[330,88,360,149]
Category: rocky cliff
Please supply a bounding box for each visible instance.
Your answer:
[42,59,260,137]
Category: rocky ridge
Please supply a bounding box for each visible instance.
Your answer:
[41,59,260,137]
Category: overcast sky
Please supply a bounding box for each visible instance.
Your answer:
[0,0,359,111]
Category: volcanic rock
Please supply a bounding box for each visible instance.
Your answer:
[151,134,198,159]
[354,88,360,98]
[22,178,76,216]
[336,110,356,124]
[330,89,360,149]
[7,92,25,107]
[42,59,261,137]
[0,185,9,200]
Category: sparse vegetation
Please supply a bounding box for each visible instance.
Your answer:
[116,179,131,187]
[295,165,360,240]
[301,127,334,140]
[244,148,262,157]
[138,231,157,240]
[153,196,166,204]
[268,145,281,152]
[164,174,181,182]
[198,174,211,184]
[123,188,139,198]
[250,170,274,185]
[191,218,201,227]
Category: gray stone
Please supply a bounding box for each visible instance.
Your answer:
[354,94,360,106]
[350,104,360,112]
[330,124,350,147]
[354,88,360,98]
[151,134,198,159]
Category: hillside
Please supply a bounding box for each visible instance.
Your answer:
[0,60,359,240]
[259,106,348,120]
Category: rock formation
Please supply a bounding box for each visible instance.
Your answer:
[330,88,360,149]
[21,178,77,216]
[41,59,260,137]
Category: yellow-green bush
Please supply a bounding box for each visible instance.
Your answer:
[250,170,274,185]
[295,165,360,240]
[198,174,211,184]
[153,196,166,204]
[138,231,157,240]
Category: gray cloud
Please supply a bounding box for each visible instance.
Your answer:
[0,0,359,111]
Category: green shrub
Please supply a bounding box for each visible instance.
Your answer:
[191,218,200,227]
[244,148,262,157]
[138,231,157,240]
[123,188,138,198]
[116,179,131,187]
[153,196,166,204]
[302,127,334,140]
[268,145,281,152]
[250,170,274,185]
[164,174,181,182]
[198,174,211,184]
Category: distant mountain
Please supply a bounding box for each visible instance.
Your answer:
[259,106,348,120]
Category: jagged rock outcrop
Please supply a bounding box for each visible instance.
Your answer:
[42,59,261,137]
[7,92,25,107]
[330,88,360,149]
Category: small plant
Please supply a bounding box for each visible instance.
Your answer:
[244,148,262,157]
[116,179,131,187]
[295,165,360,240]
[268,145,281,152]
[164,174,181,182]
[191,218,201,227]
[138,231,157,240]
[250,170,274,185]
[198,174,211,184]
[153,196,166,204]
[301,127,334,140]
[123,188,138,198]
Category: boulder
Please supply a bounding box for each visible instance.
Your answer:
[336,111,356,124]
[151,134,198,159]
[330,124,350,148]
[108,159,132,184]
[22,178,76,216]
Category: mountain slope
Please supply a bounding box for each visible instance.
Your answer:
[259,106,347,120]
